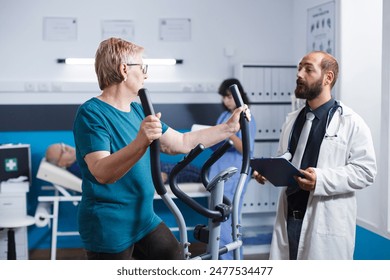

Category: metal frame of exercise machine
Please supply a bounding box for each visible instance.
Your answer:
[139,84,250,260]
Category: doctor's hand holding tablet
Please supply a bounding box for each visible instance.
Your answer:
[251,157,316,191]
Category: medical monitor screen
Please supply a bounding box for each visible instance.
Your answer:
[0,144,31,185]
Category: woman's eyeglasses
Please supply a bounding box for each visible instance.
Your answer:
[126,63,148,74]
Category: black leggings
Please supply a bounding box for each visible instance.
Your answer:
[86,222,183,260]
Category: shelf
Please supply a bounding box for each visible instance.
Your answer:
[243,244,271,256]
[237,63,297,259]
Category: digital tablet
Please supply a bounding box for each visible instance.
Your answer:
[250,157,304,187]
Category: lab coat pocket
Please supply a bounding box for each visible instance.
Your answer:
[318,137,347,167]
[316,196,347,237]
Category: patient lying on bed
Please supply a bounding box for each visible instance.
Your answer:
[46,143,81,178]
[45,143,201,183]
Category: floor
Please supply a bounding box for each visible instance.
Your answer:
[29,243,269,260]
[29,247,87,260]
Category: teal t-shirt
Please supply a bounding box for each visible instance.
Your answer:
[73,98,168,253]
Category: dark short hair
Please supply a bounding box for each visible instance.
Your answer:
[218,78,250,110]
[312,51,339,89]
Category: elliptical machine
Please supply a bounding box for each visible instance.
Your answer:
[138,84,250,260]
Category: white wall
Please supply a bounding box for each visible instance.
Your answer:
[0,0,295,102]
[338,0,385,237]
[380,0,390,237]
[294,0,388,238]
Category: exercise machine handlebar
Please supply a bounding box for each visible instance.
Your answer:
[229,84,251,175]
[138,88,167,196]
[200,139,234,207]
[200,139,234,187]
[168,143,228,220]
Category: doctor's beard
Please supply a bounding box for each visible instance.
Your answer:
[294,78,323,101]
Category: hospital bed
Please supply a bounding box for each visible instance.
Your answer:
[35,158,82,260]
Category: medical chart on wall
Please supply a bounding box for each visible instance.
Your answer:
[159,18,191,41]
[101,20,135,42]
[43,17,77,41]
[307,1,335,55]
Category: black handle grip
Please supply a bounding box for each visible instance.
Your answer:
[230,84,244,107]
[138,88,167,195]
[229,84,250,175]
[200,139,234,207]
[201,139,234,187]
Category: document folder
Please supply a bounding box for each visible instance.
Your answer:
[250,157,304,187]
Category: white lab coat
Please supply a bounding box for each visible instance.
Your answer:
[269,102,377,260]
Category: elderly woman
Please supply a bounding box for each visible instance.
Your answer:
[73,37,250,260]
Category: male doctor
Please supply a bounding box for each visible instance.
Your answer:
[254,51,377,259]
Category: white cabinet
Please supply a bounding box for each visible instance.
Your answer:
[241,180,280,257]
[236,64,296,257]
[0,192,30,260]
[0,226,28,260]
[0,144,32,260]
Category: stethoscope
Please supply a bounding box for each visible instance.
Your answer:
[280,101,343,161]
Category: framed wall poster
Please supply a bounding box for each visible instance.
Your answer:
[101,20,135,41]
[43,17,77,41]
[307,1,335,55]
[159,18,191,41]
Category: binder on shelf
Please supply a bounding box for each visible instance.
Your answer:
[271,67,280,102]
[263,68,272,102]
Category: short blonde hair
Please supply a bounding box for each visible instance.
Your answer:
[95,37,144,90]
